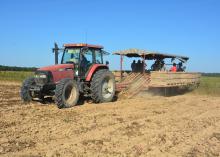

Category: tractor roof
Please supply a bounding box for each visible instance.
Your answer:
[113,48,189,62]
[64,43,104,49]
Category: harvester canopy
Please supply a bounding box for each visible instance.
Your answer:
[113,48,189,63]
[113,48,200,98]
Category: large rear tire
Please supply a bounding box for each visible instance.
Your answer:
[20,77,35,102]
[55,78,79,109]
[91,69,116,103]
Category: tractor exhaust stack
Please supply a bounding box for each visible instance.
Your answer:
[53,42,59,65]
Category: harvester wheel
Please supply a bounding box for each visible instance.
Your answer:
[20,77,35,103]
[55,78,79,109]
[91,69,116,103]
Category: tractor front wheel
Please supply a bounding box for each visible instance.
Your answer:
[20,77,35,103]
[55,78,79,109]
[91,69,116,103]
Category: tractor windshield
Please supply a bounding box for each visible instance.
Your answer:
[62,48,80,64]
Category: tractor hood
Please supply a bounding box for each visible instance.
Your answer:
[37,64,74,83]
[38,64,74,72]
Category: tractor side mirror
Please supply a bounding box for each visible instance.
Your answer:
[106,61,109,66]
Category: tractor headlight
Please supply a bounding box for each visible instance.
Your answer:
[35,74,47,79]
[34,71,50,85]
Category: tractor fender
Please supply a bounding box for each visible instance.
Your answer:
[85,64,109,81]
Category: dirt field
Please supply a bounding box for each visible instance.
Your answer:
[0,81,220,157]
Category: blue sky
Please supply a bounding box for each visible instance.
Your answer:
[0,0,219,72]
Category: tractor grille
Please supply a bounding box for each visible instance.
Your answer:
[35,77,48,85]
[34,71,52,85]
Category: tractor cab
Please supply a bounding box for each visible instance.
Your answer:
[61,43,108,79]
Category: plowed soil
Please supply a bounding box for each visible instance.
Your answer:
[0,81,220,157]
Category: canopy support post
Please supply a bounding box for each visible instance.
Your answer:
[120,55,123,81]
[142,54,145,74]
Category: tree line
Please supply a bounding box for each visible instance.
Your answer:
[0,65,37,72]
[0,65,219,76]
[202,73,220,77]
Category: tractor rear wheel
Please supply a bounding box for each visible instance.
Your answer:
[55,78,79,109]
[91,69,115,103]
[20,77,35,103]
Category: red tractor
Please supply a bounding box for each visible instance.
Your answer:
[20,43,116,108]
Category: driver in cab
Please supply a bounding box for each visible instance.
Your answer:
[67,49,79,64]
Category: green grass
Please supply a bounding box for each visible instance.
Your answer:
[0,71,219,96]
[192,76,220,96]
[0,71,34,82]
